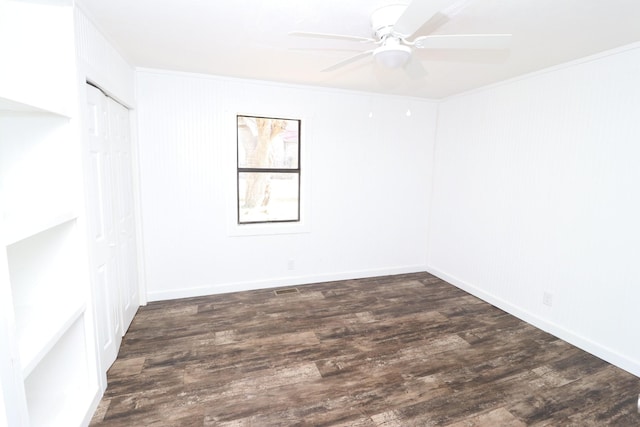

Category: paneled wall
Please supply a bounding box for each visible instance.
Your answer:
[75,6,135,106]
[429,43,640,376]
[136,70,437,300]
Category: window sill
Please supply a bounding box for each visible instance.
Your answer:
[227,220,311,237]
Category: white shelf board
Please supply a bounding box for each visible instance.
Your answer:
[17,299,86,378]
[0,96,69,118]
[23,315,92,427]
[28,386,94,427]
[3,211,78,246]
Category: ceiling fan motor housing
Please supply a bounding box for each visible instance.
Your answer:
[371,4,408,39]
[371,4,411,68]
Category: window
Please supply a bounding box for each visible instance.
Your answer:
[237,115,301,224]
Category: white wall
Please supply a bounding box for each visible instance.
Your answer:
[136,70,437,300]
[428,43,640,376]
[0,0,76,116]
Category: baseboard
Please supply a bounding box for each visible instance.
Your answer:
[426,265,640,378]
[81,385,103,427]
[146,264,429,302]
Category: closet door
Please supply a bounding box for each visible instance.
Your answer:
[86,84,121,374]
[108,97,139,332]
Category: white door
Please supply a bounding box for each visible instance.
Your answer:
[85,84,122,376]
[108,97,139,332]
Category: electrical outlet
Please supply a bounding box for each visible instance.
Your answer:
[543,292,553,307]
[287,259,295,270]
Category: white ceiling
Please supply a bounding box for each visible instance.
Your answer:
[76,0,640,99]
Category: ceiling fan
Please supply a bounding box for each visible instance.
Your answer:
[290,0,511,78]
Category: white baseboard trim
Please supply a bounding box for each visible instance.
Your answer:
[81,386,103,427]
[426,266,640,378]
[146,264,429,302]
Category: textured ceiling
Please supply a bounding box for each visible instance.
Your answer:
[76,0,640,99]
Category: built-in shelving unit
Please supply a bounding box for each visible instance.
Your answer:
[0,383,6,426]
[0,102,97,425]
[0,1,100,425]
[0,109,79,246]
[7,220,86,377]
[23,317,93,427]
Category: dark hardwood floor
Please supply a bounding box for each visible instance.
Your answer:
[90,273,640,426]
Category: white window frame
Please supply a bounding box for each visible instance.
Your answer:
[226,111,311,237]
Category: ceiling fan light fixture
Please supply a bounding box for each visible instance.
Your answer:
[374,44,411,69]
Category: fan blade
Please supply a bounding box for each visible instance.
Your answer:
[420,49,510,64]
[393,0,459,38]
[415,12,451,37]
[404,57,428,80]
[289,47,364,54]
[321,50,374,72]
[440,0,473,18]
[414,0,473,36]
[414,34,512,50]
[289,31,375,44]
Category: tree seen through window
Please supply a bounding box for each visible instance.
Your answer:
[237,115,300,224]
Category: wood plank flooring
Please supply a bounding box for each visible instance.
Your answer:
[90,273,640,426]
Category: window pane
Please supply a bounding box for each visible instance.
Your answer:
[238,172,299,223]
[237,116,299,169]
